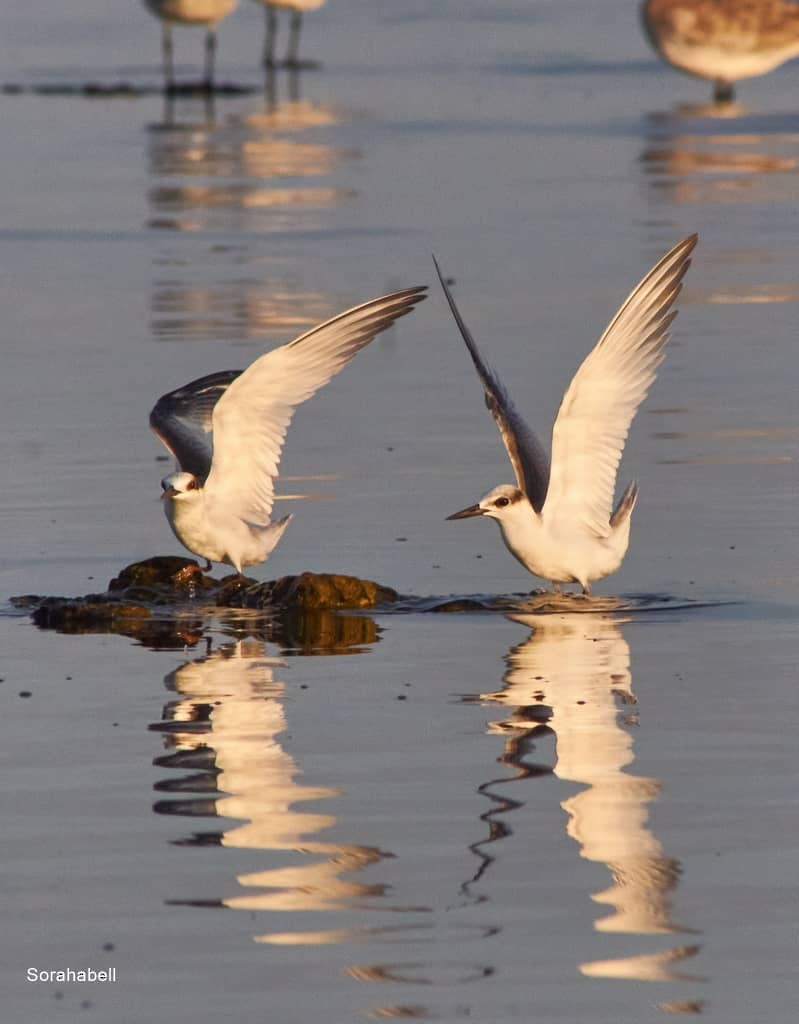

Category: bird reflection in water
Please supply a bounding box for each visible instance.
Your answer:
[147,71,355,341]
[641,102,799,208]
[150,634,395,941]
[475,613,703,996]
[148,71,352,232]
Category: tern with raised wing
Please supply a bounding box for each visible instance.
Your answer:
[438,235,697,595]
[150,286,426,574]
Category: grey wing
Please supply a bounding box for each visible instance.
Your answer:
[433,256,550,512]
[149,369,242,483]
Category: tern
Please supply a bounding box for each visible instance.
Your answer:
[641,0,799,102]
[143,0,240,92]
[150,286,426,574]
[254,0,326,68]
[438,235,697,595]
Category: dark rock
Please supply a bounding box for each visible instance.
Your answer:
[13,559,396,646]
[222,571,397,611]
[32,598,151,631]
[107,556,218,603]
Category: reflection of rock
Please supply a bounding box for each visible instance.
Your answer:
[266,609,380,653]
[479,613,700,983]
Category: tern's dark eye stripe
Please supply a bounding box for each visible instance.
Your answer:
[495,497,510,508]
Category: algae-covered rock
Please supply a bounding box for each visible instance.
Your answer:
[32,598,151,631]
[108,557,219,603]
[222,571,397,611]
[13,559,397,644]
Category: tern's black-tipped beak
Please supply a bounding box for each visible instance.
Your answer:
[161,485,179,500]
[446,503,485,521]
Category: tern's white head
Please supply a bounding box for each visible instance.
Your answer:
[161,471,201,501]
[447,483,528,523]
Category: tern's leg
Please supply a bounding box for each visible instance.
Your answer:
[714,79,734,103]
[202,559,212,573]
[551,581,561,594]
[287,10,302,66]
[288,64,300,100]
[162,23,175,93]
[263,5,278,68]
[581,582,591,596]
[204,28,216,91]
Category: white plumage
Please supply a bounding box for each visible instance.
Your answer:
[151,286,426,573]
[439,235,697,594]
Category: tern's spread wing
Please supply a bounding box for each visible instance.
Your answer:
[433,257,550,512]
[149,369,242,483]
[544,234,697,536]
[203,286,427,523]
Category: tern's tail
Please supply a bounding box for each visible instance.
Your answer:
[261,513,293,549]
[246,513,293,565]
[610,481,638,528]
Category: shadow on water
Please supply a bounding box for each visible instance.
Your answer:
[462,612,706,1008]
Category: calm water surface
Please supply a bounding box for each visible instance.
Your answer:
[1,1,798,1021]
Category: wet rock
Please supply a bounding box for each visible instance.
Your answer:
[428,598,491,613]
[13,559,397,644]
[108,556,217,603]
[223,571,397,611]
[31,598,151,632]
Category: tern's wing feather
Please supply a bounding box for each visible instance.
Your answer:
[149,369,243,482]
[544,234,697,536]
[204,286,427,523]
[433,256,550,512]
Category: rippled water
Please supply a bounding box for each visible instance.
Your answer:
[2,1,799,1021]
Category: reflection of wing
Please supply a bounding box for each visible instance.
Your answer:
[544,235,697,536]
[204,287,427,524]
[150,369,242,482]
[433,257,549,512]
[500,613,633,713]
[492,613,690,957]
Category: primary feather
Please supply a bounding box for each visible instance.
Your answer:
[543,235,696,536]
[201,286,428,526]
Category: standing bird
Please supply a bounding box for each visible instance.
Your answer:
[254,0,327,68]
[438,235,697,595]
[143,0,241,92]
[641,0,799,102]
[150,286,426,574]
